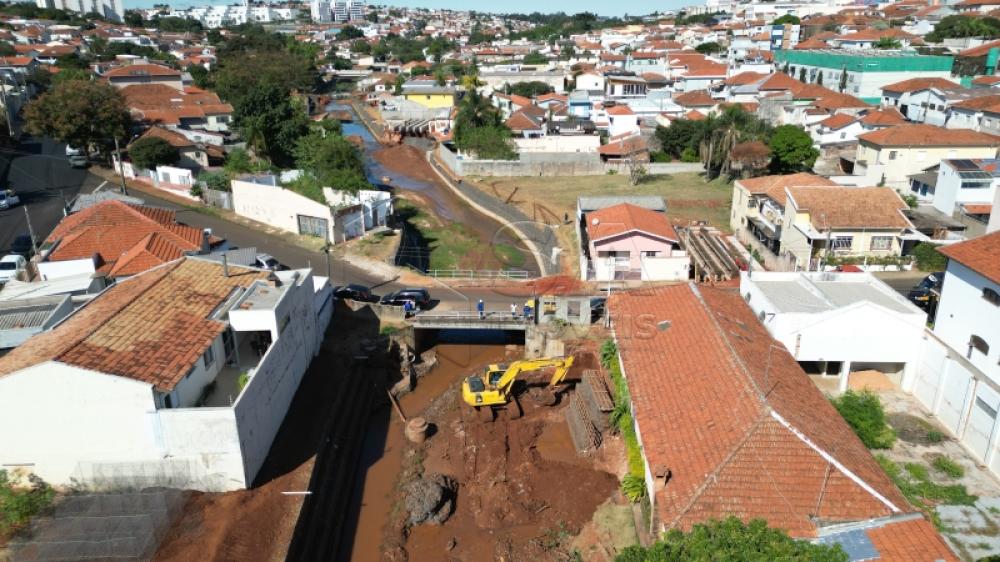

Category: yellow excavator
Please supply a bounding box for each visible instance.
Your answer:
[461,356,574,420]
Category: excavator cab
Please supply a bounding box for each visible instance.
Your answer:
[461,357,575,419]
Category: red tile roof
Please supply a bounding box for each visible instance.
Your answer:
[940,230,1000,285]
[882,77,960,94]
[819,112,857,129]
[865,517,959,562]
[610,285,915,538]
[585,203,676,242]
[736,172,837,205]
[673,89,715,107]
[859,124,1000,147]
[45,200,205,275]
[724,71,768,86]
[861,107,908,127]
[607,104,635,116]
[962,203,993,214]
[961,39,1000,57]
[787,186,913,229]
[0,259,270,392]
[105,63,181,78]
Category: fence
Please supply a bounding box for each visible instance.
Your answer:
[10,489,186,561]
[436,143,604,177]
[203,188,233,210]
[426,269,530,280]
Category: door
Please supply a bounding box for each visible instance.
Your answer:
[965,386,999,462]
[939,368,972,436]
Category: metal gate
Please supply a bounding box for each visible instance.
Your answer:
[297,214,329,238]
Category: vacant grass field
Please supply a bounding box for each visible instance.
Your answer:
[468,172,734,232]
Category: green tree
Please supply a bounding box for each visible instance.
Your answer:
[152,16,202,32]
[293,130,368,196]
[654,120,701,159]
[768,125,818,173]
[699,105,773,178]
[25,66,52,92]
[927,15,1000,42]
[523,51,548,65]
[23,80,130,158]
[224,147,255,175]
[123,9,144,27]
[232,84,309,167]
[214,50,313,108]
[351,39,371,54]
[187,64,210,88]
[198,170,230,192]
[128,136,179,170]
[772,14,800,25]
[508,81,553,97]
[453,89,515,160]
[695,41,722,55]
[831,390,897,449]
[51,67,91,86]
[329,55,353,70]
[614,517,847,562]
[874,37,903,49]
[336,25,364,40]
[0,41,14,57]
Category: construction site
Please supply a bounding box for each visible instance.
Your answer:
[13,299,635,562]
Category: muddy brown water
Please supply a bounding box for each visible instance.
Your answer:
[343,344,510,562]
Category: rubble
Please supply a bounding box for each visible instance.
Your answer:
[404,473,457,526]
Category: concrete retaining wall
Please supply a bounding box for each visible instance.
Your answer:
[437,145,705,177]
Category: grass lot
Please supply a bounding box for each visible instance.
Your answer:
[394,197,525,271]
[468,172,734,233]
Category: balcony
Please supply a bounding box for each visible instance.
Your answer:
[201,330,272,407]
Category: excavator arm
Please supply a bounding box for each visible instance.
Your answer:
[495,356,575,395]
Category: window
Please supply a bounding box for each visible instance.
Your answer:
[969,335,990,357]
[642,251,660,257]
[888,150,898,161]
[832,236,853,251]
[984,287,1000,306]
[203,345,215,368]
[870,236,892,251]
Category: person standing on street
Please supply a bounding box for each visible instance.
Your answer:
[477,299,485,319]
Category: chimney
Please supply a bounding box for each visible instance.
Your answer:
[221,253,229,278]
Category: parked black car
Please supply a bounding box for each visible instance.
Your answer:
[333,283,378,302]
[380,288,431,310]
[10,234,33,257]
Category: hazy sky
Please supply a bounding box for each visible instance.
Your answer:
[122,0,692,17]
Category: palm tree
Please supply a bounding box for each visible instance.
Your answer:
[699,106,772,179]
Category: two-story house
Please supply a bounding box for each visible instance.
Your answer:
[909,231,1000,475]
[853,124,1000,189]
[911,159,1000,223]
[879,77,961,123]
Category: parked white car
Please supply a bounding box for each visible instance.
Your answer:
[0,189,19,210]
[0,254,27,284]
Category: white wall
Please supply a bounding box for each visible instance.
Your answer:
[513,136,601,153]
[232,178,335,241]
[640,254,690,281]
[172,335,224,408]
[38,257,95,281]
[934,261,1000,385]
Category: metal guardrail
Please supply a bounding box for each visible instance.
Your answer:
[411,310,529,326]
[425,269,530,280]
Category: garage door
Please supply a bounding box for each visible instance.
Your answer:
[939,368,972,436]
[965,385,1000,463]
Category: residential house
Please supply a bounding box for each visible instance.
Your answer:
[740,271,927,392]
[37,200,217,283]
[609,284,956,558]
[910,231,1000,476]
[605,75,647,99]
[578,202,688,281]
[130,126,224,171]
[105,63,184,91]
[400,81,455,109]
[954,0,1000,14]
[0,257,333,491]
[810,112,864,147]
[832,28,923,50]
[605,104,639,137]
[231,175,390,244]
[946,94,1000,135]
[910,159,1000,236]
[879,77,962,123]
[122,84,234,133]
[505,110,545,138]
[854,124,1000,189]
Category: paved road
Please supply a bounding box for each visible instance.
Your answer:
[0,136,103,254]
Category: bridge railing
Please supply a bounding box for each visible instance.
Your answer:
[412,310,529,326]
[425,269,530,280]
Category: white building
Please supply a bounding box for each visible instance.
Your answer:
[37,0,123,22]
[910,231,1000,476]
[231,175,390,244]
[740,271,927,392]
[922,159,1000,218]
[332,0,364,22]
[0,257,334,491]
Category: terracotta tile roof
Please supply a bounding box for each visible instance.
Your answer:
[962,203,993,214]
[105,63,181,78]
[813,92,870,110]
[585,203,676,242]
[973,75,1000,86]
[641,72,667,83]
[673,89,715,107]
[865,517,959,561]
[737,172,837,205]
[861,107,908,127]
[819,112,857,129]
[0,56,33,66]
[0,259,270,392]
[882,77,960,94]
[683,61,727,77]
[610,285,914,538]
[795,36,832,49]
[505,109,543,131]
[684,109,706,120]
[951,93,1000,112]
[132,126,195,149]
[607,104,635,116]
[958,0,1000,6]
[724,71,768,86]
[45,200,205,274]
[961,39,1000,57]
[860,123,1000,147]
[787,186,913,229]
[940,230,1000,285]
[836,28,922,44]
[758,72,805,92]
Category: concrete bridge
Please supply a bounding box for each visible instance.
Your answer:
[410,311,530,331]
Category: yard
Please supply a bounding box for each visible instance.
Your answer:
[466,172,734,233]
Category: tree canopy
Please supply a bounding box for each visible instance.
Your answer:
[453,90,516,160]
[508,81,554,97]
[291,127,368,198]
[23,80,130,158]
[927,15,1000,42]
[614,517,847,562]
[772,14,800,25]
[874,37,902,49]
[523,52,549,65]
[128,136,179,170]
[695,41,723,55]
[768,124,819,173]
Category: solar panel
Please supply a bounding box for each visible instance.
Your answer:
[950,159,979,171]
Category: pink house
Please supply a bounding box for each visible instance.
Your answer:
[583,203,690,281]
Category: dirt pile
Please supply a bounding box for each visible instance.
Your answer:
[386,352,618,561]
[405,474,457,525]
[373,144,436,181]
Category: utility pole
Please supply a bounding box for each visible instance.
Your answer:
[114,137,128,195]
[23,205,38,256]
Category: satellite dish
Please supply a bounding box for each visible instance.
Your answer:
[591,218,600,225]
